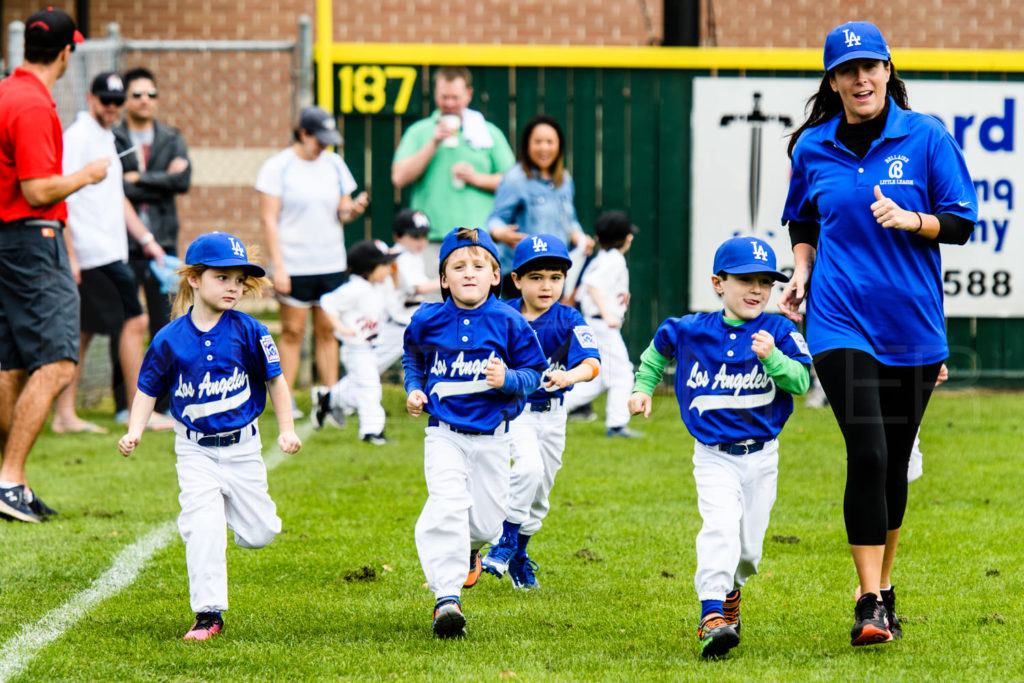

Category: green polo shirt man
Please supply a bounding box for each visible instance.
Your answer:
[391,66,515,279]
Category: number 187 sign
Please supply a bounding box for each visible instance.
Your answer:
[333,65,420,115]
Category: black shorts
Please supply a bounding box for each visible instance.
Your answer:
[276,271,347,307]
[79,260,145,334]
[0,222,80,372]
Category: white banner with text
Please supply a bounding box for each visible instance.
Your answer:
[690,77,1019,317]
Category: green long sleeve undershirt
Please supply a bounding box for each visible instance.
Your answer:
[632,318,810,397]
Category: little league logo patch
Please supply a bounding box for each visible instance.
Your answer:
[789,331,810,358]
[260,334,280,363]
[573,325,598,349]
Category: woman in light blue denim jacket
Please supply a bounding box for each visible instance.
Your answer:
[487,115,592,298]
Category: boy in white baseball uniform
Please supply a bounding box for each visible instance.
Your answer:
[481,234,601,588]
[118,232,302,642]
[404,227,547,638]
[374,209,440,373]
[628,236,811,659]
[312,240,397,445]
[563,211,641,437]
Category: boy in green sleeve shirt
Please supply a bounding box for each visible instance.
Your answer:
[628,236,811,659]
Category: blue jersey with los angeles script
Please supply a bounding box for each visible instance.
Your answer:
[506,298,600,404]
[403,295,547,431]
[783,98,978,365]
[138,308,282,434]
[655,312,812,445]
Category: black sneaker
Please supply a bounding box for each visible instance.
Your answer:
[0,485,42,523]
[310,386,331,431]
[881,586,902,639]
[26,489,58,517]
[851,593,893,646]
[362,432,389,446]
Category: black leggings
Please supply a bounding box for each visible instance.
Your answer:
[813,349,942,546]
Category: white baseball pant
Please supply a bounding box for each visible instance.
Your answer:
[174,422,281,614]
[373,320,406,373]
[330,344,386,437]
[692,439,779,602]
[415,423,510,600]
[562,318,634,429]
[507,400,567,535]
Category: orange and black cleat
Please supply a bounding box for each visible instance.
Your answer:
[464,550,482,588]
[698,613,739,659]
[723,589,741,638]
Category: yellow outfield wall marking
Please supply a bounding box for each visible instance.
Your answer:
[316,0,334,116]
[326,42,1024,74]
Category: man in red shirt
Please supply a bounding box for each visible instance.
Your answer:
[0,8,110,523]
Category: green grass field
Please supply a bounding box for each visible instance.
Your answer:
[2,387,1023,681]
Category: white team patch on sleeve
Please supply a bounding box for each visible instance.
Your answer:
[789,331,810,357]
[261,334,280,363]
[573,325,599,349]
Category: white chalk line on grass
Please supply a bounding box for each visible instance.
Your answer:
[0,423,313,683]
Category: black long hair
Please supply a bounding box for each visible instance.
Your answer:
[787,61,910,158]
[519,115,566,187]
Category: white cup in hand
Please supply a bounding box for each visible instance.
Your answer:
[451,165,466,190]
[440,114,461,148]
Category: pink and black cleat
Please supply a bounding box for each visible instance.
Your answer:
[183,612,223,641]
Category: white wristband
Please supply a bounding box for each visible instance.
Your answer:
[138,233,155,246]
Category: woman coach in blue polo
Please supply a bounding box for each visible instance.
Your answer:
[779,21,977,646]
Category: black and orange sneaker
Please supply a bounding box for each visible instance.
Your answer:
[723,589,741,638]
[881,586,902,639]
[432,597,466,638]
[851,593,893,646]
[697,612,739,659]
[464,550,482,588]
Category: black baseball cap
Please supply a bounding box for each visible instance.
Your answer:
[299,106,342,146]
[25,7,84,51]
[347,240,397,276]
[90,72,126,103]
[392,209,430,237]
[594,210,639,242]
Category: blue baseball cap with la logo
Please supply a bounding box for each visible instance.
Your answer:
[713,236,789,282]
[185,232,266,277]
[823,21,890,72]
[512,233,571,273]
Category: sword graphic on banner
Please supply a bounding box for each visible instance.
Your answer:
[720,92,793,234]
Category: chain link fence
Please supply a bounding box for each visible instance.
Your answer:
[5,19,311,409]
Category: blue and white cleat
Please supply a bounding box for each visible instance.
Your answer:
[481,534,518,578]
[508,555,540,590]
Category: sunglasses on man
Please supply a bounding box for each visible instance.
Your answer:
[99,95,126,107]
[131,89,159,99]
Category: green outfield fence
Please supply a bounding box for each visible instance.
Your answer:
[317,38,1024,385]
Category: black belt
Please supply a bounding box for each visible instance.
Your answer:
[188,424,255,447]
[428,417,509,436]
[1,218,65,230]
[528,397,562,413]
[717,441,766,456]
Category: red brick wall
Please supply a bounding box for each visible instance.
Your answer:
[702,0,1024,50]
[9,1,1024,55]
